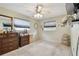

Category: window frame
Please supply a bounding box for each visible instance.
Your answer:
[43,21,56,31]
[0,14,13,31]
[13,17,31,31]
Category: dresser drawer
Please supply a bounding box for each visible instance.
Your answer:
[8,41,19,51]
[21,38,29,42]
[8,45,18,51]
[20,41,29,47]
[21,35,29,39]
[2,43,9,48]
[0,34,4,38]
[2,40,18,47]
[2,39,9,44]
[8,41,19,46]
[21,40,29,44]
[8,35,17,37]
[2,38,18,44]
[2,47,9,54]
[8,38,18,42]
[2,41,19,54]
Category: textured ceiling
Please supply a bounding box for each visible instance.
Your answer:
[0,3,67,20]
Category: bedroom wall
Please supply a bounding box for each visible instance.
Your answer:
[0,7,39,42]
[37,15,71,43]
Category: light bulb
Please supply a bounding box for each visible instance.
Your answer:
[34,13,43,18]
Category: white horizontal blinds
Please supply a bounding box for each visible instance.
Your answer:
[44,21,56,31]
[44,21,56,26]
[13,18,30,31]
[13,18,30,27]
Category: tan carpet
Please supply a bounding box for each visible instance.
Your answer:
[2,40,72,56]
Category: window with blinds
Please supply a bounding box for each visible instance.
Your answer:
[13,18,30,31]
[0,16,12,31]
[44,21,56,31]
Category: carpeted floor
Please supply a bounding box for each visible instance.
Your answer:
[2,40,72,56]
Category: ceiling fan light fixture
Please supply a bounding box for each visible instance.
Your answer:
[34,4,43,19]
[34,13,43,18]
[36,5,43,13]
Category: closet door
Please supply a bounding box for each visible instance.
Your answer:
[76,37,79,56]
[71,21,79,56]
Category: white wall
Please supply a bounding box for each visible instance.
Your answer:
[37,15,71,43]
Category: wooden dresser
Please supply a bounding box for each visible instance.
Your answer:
[19,34,30,47]
[0,32,19,55]
[0,32,30,55]
[0,34,3,55]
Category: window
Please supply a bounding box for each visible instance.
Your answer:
[13,18,30,32]
[0,15,12,31]
[44,21,56,31]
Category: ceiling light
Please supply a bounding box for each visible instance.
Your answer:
[34,4,43,19]
[36,5,43,13]
[34,13,43,19]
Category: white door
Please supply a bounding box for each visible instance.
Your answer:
[71,22,79,56]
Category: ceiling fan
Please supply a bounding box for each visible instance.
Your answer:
[34,4,43,19]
